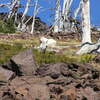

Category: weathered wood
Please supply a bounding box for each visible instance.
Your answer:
[76,42,100,55]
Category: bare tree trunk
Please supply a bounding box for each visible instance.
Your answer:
[62,0,73,32]
[31,0,39,34]
[74,1,82,19]
[8,0,19,19]
[14,0,20,24]
[54,0,61,32]
[17,0,31,32]
[21,0,31,23]
[76,0,92,55]
[81,0,91,43]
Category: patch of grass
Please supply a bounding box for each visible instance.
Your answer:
[0,37,97,65]
[0,37,39,48]
[57,39,80,46]
[33,49,76,65]
[80,54,96,63]
[0,44,23,64]
[33,49,97,65]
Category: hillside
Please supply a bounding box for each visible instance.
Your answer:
[0,13,100,100]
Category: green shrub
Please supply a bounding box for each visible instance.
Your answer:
[0,20,6,32]
[0,19,16,33]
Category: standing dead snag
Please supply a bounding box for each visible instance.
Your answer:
[7,0,19,19]
[17,0,31,32]
[54,0,74,32]
[76,0,93,55]
[61,0,74,32]
[81,0,91,43]
[74,0,82,19]
[31,0,39,34]
[0,0,20,21]
[54,0,61,33]
[21,0,31,23]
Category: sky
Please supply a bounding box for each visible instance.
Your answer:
[0,0,100,26]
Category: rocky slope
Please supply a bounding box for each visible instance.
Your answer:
[0,49,100,100]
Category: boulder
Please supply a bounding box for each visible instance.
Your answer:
[11,49,38,76]
[3,49,38,76]
[0,67,14,84]
[35,63,67,79]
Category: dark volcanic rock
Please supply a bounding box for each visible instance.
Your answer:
[35,62,96,79]
[93,55,100,63]
[0,58,100,100]
[35,63,67,79]
[0,76,51,100]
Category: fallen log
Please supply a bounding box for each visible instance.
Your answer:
[76,42,100,55]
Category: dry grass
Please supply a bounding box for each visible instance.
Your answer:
[0,36,97,66]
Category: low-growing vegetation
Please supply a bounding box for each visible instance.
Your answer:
[0,40,97,65]
[0,44,23,64]
[33,49,96,65]
[0,19,16,33]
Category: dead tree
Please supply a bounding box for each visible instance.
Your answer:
[76,0,93,55]
[0,0,20,21]
[74,0,82,19]
[17,0,31,32]
[61,0,74,32]
[53,0,74,33]
[76,42,100,55]
[31,0,40,34]
[54,0,61,33]
[8,0,20,19]
[81,0,91,43]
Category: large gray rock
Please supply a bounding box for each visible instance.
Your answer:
[10,49,37,76]
[0,67,14,83]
